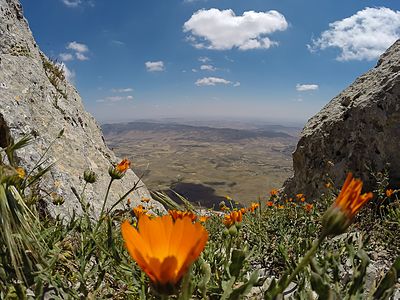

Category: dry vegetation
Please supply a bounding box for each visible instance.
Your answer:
[103,121,299,207]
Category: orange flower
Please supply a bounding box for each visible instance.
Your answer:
[248,202,260,213]
[116,159,131,173]
[223,210,243,228]
[121,215,208,293]
[239,207,247,214]
[109,159,131,179]
[168,210,197,222]
[270,189,279,196]
[277,205,284,209]
[133,205,147,219]
[386,189,394,197]
[16,167,26,179]
[304,203,313,212]
[141,197,151,203]
[220,205,230,212]
[198,215,209,223]
[322,173,373,236]
[266,201,274,207]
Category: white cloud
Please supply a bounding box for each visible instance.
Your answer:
[233,82,241,87]
[59,63,75,81]
[198,56,211,63]
[76,52,89,61]
[200,64,216,71]
[145,61,165,72]
[67,41,89,53]
[61,0,94,8]
[195,77,232,86]
[96,95,134,103]
[111,88,134,93]
[309,7,400,61]
[191,68,198,72]
[62,0,81,7]
[183,8,288,50]
[111,40,125,46]
[296,84,319,91]
[59,53,74,61]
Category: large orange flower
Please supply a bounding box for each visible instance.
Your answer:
[121,215,208,292]
[322,173,373,236]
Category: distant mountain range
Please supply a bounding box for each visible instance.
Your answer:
[101,121,297,143]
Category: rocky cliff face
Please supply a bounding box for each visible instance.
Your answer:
[284,40,400,199]
[0,0,163,216]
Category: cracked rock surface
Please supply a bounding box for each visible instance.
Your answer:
[0,0,164,216]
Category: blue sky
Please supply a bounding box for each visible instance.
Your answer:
[21,0,400,125]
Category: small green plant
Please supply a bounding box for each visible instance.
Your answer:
[40,53,68,99]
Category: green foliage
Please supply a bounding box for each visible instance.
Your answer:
[0,136,399,299]
[40,53,68,99]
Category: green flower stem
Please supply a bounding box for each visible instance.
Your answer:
[275,233,327,295]
[107,178,143,214]
[95,178,114,232]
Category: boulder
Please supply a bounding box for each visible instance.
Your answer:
[0,0,164,216]
[284,40,400,199]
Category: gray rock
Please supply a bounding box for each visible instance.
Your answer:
[0,0,164,216]
[284,40,400,199]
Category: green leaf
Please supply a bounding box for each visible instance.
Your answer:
[372,256,400,300]
[229,249,246,278]
[228,270,259,300]
[310,271,336,300]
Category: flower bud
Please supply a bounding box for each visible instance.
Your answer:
[321,206,351,236]
[228,225,238,236]
[108,159,131,180]
[83,169,97,183]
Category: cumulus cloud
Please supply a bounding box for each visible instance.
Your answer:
[145,61,165,72]
[67,41,89,53]
[296,84,319,91]
[59,53,74,62]
[111,88,134,93]
[76,52,89,61]
[200,64,216,71]
[309,7,400,61]
[195,77,232,86]
[61,41,90,61]
[233,82,241,87]
[183,8,288,50]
